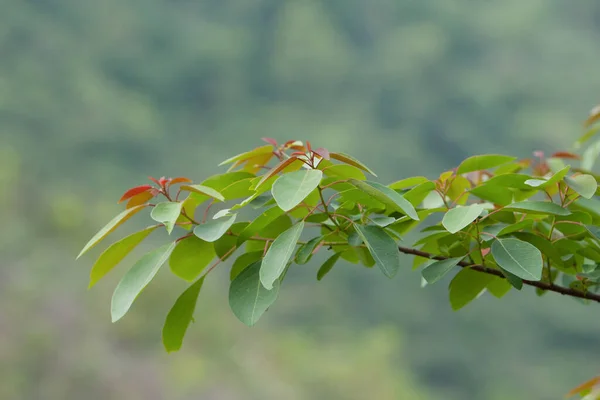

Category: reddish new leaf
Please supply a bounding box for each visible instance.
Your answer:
[313,147,330,160]
[119,185,153,203]
[168,177,193,187]
[261,137,278,146]
[148,176,161,185]
[551,151,581,160]
[565,375,600,398]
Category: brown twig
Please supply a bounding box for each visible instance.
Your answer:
[397,245,600,303]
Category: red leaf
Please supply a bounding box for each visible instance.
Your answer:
[148,176,161,185]
[261,137,278,146]
[481,248,490,257]
[159,177,169,187]
[306,141,312,152]
[168,177,193,187]
[119,185,153,203]
[566,375,600,397]
[313,147,330,160]
[551,151,581,160]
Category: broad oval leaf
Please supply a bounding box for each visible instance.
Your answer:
[504,201,570,216]
[193,214,237,242]
[260,221,305,289]
[524,166,570,188]
[237,206,284,245]
[354,224,401,278]
[77,205,148,259]
[349,179,419,220]
[229,261,279,326]
[272,169,323,212]
[151,202,183,234]
[486,276,512,298]
[179,185,225,202]
[317,253,341,281]
[565,174,597,199]
[449,268,493,310]
[456,154,516,174]
[491,238,543,280]
[169,236,216,281]
[442,204,484,234]
[320,164,366,180]
[422,257,462,284]
[111,242,176,322]
[89,225,158,288]
[162,277,204,352]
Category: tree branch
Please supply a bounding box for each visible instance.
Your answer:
[397,245,600,303]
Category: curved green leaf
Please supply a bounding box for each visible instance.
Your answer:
[260,221,305,289]
[236,206,284,245]
[169,236,215,281]
[193,214,237,242]
[151,202,183,234]
[349,179,419,220]
[219,144,273,166]
[317,253,341,281]
[565,174,597,199]
[487,277,512,298]
[504,201,570,216]
[77,205,147,259]
[229,261,279,326]
[422,257,462,284]
[491,238,543,280]
[320,164,366,180]
[162,277,204,352]
[272,169,323,212]
[111,242,176,322]
[179,185,225,202]
[354,224,401,278]
[89,225,158,288]
[295,236,323,265]
[442,204,484,234]
[456,154,516,174]
[329,152,377,177]
[449,268,492,310]
[524,166,570,188]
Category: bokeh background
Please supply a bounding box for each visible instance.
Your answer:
[3,1,600,399]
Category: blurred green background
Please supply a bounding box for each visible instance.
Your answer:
[3,1,600,399]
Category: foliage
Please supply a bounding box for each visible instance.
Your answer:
[79,109,600,398]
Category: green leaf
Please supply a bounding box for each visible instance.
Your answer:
[403,181,436,206]
[260,221,305,289]
[162,277,204,352]
[329,152,377,177]
[229,261,279,326]
[219,144,273,166]
[487,277,512,298]
[349,179,419,220]
[111,242,176,322]
[422,257,462,284]
[501,269,523,290]
[448,268,493,310]
[77,205,147,259]
[230,251,263,281]
[491,238,543,280]
[202,172,255,191]
[317,253,341,281]
[169,236,215,281]
[388,176,429,190]
[295,236,323,265]
[272,169,323,212]
[354,224,401,278]
[456,154,516,174]
[504,201,570,216]
[469,183,513,206]
[179,185,225,202]
[371,216,397,227]
[524,166,570,188]
[236,206,284,245]
[89,226,158,288]
[151,202,183,234]
[193,214,237,242]
[320,164,366,180]
[442,204,484,234]
[565,174,597,199]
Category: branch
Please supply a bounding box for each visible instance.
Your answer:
[397,245,600,303]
